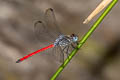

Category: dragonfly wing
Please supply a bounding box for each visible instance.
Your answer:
[34,20,55,43]
[34,8,62,43]
[44,8,62,37]
[58,46,64,63]
[52,46,64,63]
[51,42,78,63]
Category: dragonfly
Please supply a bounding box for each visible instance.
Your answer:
[16,8,79,63]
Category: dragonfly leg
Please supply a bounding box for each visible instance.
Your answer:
[71,44,76,49]
[62,46,67,52]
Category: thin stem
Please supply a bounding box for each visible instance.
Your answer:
[50,0,118,80]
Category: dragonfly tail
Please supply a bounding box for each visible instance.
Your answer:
[16,59,21,63]
[16,44,54,63]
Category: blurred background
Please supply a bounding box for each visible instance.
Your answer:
[0,0,120,80]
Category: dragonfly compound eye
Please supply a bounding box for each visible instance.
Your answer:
[73,36,78,42]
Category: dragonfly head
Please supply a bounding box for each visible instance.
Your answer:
[71,34,78,42]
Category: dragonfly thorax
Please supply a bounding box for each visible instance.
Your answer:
[54,34,78,46]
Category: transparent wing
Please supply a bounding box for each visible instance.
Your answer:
[34,8,62,43]
[34,21,55,43]
[50,42,77,63]
[39,45,64,63]
[44,8,62,37]
[52,46,64,63]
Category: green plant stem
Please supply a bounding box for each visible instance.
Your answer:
[50,0,118,80]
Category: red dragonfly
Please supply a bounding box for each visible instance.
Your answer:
[16,8,78,63]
